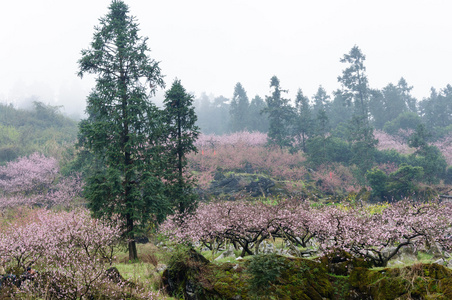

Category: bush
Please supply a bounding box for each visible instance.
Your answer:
[374,149,408,166]
[446,167,452,185]
[366,164,424,201]
[366,168,388,199]
[305,136,351,167]
[246,253,290,296]
[383,112,421,136]
[407,145,447,184]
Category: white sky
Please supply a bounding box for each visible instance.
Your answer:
[1,0,452,117]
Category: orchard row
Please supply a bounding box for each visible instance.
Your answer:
[0,208,158,299]
[160,198,452,267]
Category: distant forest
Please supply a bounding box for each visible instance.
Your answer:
[0,101,77,162]
[194,51,452,140]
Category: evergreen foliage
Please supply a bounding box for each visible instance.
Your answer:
[229,82,250,132]
[305,136,351,167]
[367,164,424,201]
[419,85,452,133]
[408,124,447,183]
[77,0,166,260]
[338,46,377,176]
[248,95,269,133]
[293,88,312,152]
[383,112,422,136]
[163,79,200,214]
[263,76,295,149]
[327,90,353,128]
[312,85,330,119]
[246,253,290,296]
[194,94,230,135]
[369,79,416,129]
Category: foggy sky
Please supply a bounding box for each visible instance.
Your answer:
[1,0,452,118]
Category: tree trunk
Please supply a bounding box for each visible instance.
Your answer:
[127,213,138,261]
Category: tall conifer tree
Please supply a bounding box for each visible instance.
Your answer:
[293,88,311,152]
[338,46,377,175]
[78,0,166,260]
[163,79,199,214]
[263,76,294,149]
[229,82,250,132]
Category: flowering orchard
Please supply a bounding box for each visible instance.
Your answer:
[374,130,412,154]
[189,132,301,185]
[188,131,451,196]
[0,153,83,211]
[376,130,452,166]
[160,199,452,267]
[434,133,452,165]
[0,208,159,299]
[0,153,159,298]
[189,132,313,191]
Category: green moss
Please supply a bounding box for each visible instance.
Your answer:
[348,263,452,300]
[209,263,251,300]
[163,248,452,300]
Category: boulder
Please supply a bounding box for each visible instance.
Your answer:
[447,259,452,268]
[155,264,167,273]
[207,173,278,198]
[260,242,275,254]
[162,248,210,299]
[215,249,235,261]
[105,267,124,283]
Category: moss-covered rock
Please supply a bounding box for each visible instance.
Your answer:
[162,248,452,300]
[320,249,372,276]
[349,263,452,299]
[162,247,212,299]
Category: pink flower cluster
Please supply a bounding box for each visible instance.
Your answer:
[374,130,411,154]
[160,199,452,267]
[0,153,58,194]
[316,200,452,266]
[195,131,267,148]
[0,153,83,211]
[0,209,158,299]
[434,133,452,165]
[188,132,307,189]
[313,164,361,194]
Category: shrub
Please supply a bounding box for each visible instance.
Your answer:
[367,164,424,201]
[374,149,408,166]
[305,136,351,167]
[383,112,422,136]
[246,254,290,295]
[366,168,388,199]
[445,166,452,185]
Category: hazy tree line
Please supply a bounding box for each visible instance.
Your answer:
[195,46,452,142]
[194,46,452,191]
[0,101,78,162]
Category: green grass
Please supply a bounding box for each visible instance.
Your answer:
[109,242,176,299]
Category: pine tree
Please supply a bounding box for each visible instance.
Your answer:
[78,0,166,260]
[293,88,312,152]
[338,46,377,176]
[248,95,269,132]
[312,86,331,137]
[229,82,250,132]
[163,79,199,214]
[311,85,330,118]
[338,45,369,117]
[263,76,294,149]
[398,77,417,114]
